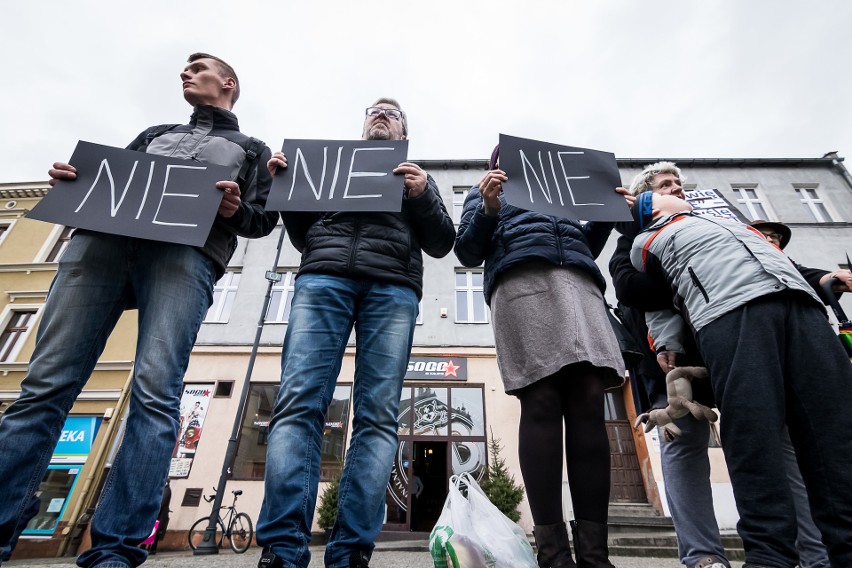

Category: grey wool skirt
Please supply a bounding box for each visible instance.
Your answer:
[490,262,625,394]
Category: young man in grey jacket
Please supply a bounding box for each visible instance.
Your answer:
[631,191,852,568]
[0,53,277,568]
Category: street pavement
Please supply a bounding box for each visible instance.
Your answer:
[5,543,747,568]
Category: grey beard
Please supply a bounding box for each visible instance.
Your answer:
[367,124,391,140]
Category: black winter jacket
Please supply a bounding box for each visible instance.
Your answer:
[454,188,613,305]
[280,174,455,299]
[125,105,278,277]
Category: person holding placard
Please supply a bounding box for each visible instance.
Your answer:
[454,146,625,568]
[0,53,277,568]
[256,98,455,568]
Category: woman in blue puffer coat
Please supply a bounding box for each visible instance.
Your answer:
[454,146,624,568]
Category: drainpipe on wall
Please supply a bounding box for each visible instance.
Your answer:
[823,151,852,193]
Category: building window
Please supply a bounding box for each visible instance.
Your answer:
[0,221,12,246]
[796,186,833,222]
[265,271,297,323]
[233,383,352,481]
[455,270,488,323]
[46,227,74,262]
[731,186,768,221]
[0,310,37,362]
[205,271,240,323]
[452,188,469,225]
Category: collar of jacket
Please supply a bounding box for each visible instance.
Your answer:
[189,104,240,130]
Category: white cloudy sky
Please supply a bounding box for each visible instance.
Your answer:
[3,0,852,183]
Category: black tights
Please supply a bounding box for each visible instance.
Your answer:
[516,362,611,525]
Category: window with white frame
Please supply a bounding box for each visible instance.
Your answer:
[453,188,469,224]
[46,227,74,262]
[455,270,488,323]
[0,309,38,362]
[0,220,13,246]
[205,271,241,323]
[796,186,833,223]
[731,185,768,221]
[265,271,297,323]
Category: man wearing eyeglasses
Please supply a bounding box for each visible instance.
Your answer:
[256,98,455,568]
[750,219,852,297]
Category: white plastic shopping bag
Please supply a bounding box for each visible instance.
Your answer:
[429,474,537,568]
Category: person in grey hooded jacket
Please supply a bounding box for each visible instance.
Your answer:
[632,191,852,568]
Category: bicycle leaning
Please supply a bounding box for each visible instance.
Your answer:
[188,488,254,553]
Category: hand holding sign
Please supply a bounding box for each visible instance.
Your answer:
[267,151,288,176]
[478,169,507,214]
[48,162,78,186]
[216,181,241,218]
[393,162,426,198]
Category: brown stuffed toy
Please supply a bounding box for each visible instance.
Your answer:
[633,366,718,442]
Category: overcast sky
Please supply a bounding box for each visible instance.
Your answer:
[4,0,852,183]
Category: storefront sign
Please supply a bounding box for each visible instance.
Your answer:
[405,357,467,380]
[170,383,214,478]
[52,416,102,464]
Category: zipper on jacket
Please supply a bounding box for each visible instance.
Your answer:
[347,218,362,271]
[552,218,565,265]
[688,267,710,303]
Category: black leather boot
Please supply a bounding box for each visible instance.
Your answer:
[570,519,616,568]
[533,523,577,568]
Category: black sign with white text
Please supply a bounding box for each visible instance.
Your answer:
[27,141,231,247]
[266,139,408,212]
[499,134,631,222]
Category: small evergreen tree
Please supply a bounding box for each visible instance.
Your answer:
[316,474,340,531]
[479,430,525,522]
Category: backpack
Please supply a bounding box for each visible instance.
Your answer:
[140,123,265,191]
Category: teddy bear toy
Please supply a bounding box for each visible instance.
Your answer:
[633,366,717,442]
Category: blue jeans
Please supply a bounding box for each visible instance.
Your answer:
[0,233,215,568]
[256,274,418,568]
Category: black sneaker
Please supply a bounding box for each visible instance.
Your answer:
[258,548,284,568]
[349,549,371,567]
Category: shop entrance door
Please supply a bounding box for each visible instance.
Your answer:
[410,441,448,532]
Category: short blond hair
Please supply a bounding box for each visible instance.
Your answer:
[629,161,685,195]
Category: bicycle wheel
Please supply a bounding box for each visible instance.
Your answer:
[228,512,254,553]
[188,516,225,550]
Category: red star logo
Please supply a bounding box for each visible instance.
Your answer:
[443,360,460,377]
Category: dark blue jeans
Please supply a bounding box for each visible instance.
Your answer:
[256,274,418,568]
[0,234,215,568]
[697,293,852,567]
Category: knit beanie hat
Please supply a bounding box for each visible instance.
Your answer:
[632,191,655,231]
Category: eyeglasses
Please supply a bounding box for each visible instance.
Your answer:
[366,107,402,121]
[762,232,782,242]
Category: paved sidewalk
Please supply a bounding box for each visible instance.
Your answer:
[5,544,746,568]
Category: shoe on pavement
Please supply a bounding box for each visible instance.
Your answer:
[691,555,729,568]
[257,548,284,568]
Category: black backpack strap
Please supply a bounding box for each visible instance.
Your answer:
[235,136,264,189]
[142,124,180,148]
